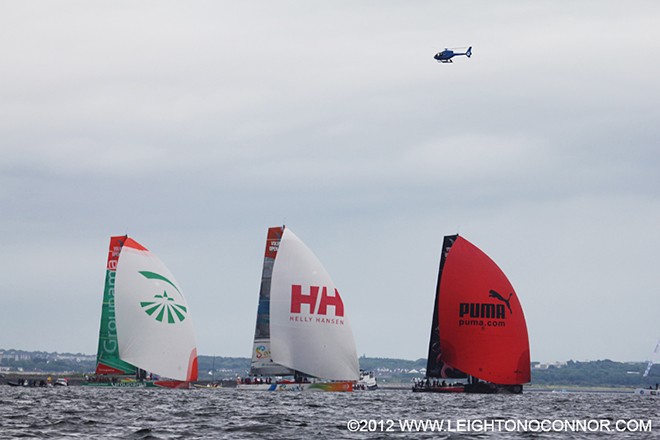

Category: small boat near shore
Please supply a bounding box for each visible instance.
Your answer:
[634,339,659,397]
[356,370,378,390]
[5,377,67,387]
[634,388,659,397]
[7,379,50,387]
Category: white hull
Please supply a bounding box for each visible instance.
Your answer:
[634,388,660,397]
[237,381,353,392]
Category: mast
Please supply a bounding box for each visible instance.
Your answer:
[643,339,660,377]
[248,226,295,376]
[425,235,464,378]
[212,355,215,382]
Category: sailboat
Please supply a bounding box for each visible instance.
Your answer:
[84,236,198,388]
[237,226,359,391]
[413,235,530,394]
[634,339,659,397]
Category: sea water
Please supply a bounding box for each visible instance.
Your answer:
[1,387,657,439]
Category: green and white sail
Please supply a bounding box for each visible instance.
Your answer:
[114,237,198,382]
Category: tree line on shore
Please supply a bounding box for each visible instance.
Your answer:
[1,350,657,388]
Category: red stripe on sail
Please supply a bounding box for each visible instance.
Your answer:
[95,363,127,375]
[123,237,149,251]
[264,226,283,259]
[438,236,530,385]
[154,380,190,389]
[187,348,198,382]
[107,235,127,270]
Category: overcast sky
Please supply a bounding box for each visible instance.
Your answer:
[1,1,658,363]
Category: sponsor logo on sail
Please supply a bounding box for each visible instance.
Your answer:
[458,289,512,328]
[289,285,345,325]
[101,270,118,353]
[265,227,283,258]
[268,240,279,255]
[255,345,270,359]
[488,290,513,314]
[138,271,187,324]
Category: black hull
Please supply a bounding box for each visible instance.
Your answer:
[6,381,49,388]
[412,383,523,394]
[464,383,523,394]
[413,385,464,393]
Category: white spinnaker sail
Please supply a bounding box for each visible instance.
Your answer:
[643,339,660,377]
[115,239,197,381]
[269,228,359,381]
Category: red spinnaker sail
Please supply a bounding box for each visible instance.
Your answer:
[438,236,530,384]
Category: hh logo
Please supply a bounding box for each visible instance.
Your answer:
[290,285,344,316]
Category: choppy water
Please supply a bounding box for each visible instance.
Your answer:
[1,387,657,439]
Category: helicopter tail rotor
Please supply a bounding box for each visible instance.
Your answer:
[466,46,472,58]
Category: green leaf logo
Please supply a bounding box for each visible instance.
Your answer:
[138,271,187,324]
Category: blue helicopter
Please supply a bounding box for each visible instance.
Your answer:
[434,46,472,63]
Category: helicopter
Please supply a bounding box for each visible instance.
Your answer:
[434,46,472,63]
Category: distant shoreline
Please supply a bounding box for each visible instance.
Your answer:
[2,349,657,389]
[0,372,646,393]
